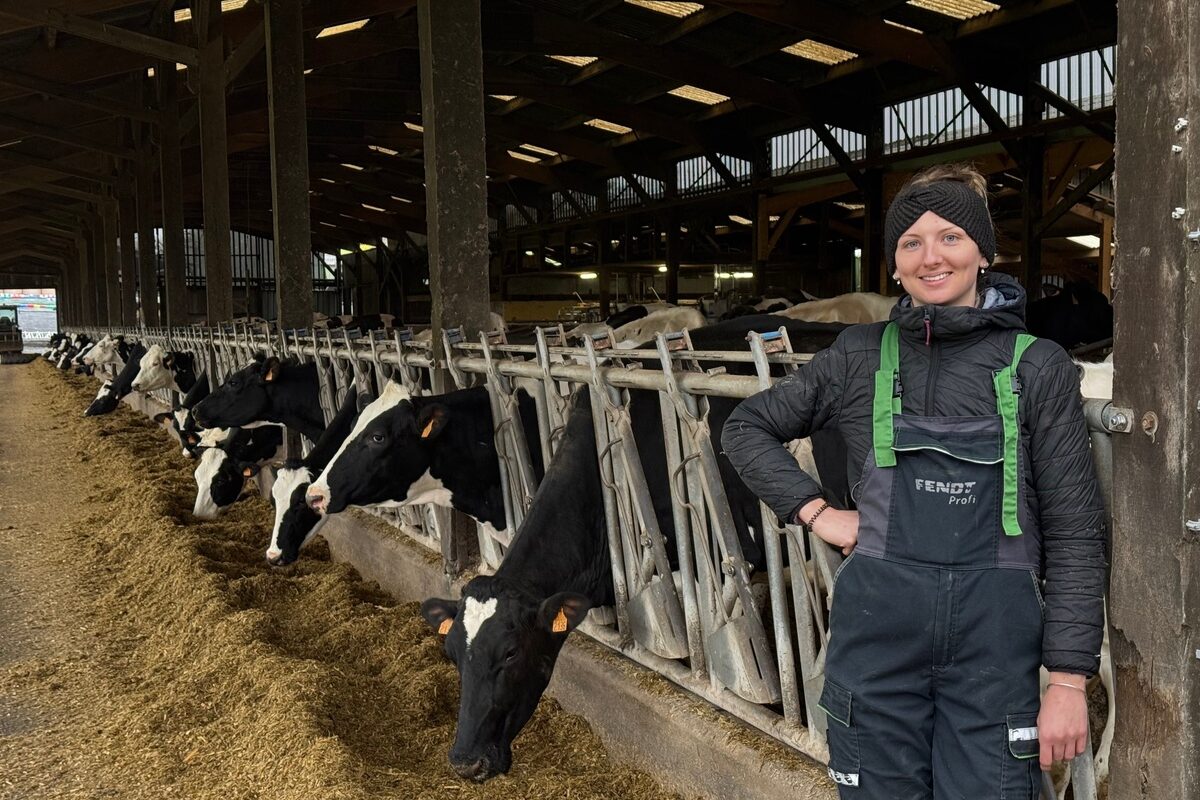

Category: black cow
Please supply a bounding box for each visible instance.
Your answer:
[56,333,91,370]
[154,373,213,459]
[303,382,545,536]
[191,425,284,519]
[191,355,325,442]
[415,316,847,781]
[1026,280,1113,350]
[604,303,672,329]
[315,313,395,331]
[85,343,148,416]
[258,389,364,566]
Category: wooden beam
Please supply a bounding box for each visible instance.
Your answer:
[0,110,135,159]
[1036,156,1114,236]
[0,65,156,123]
[225,20,265,87]
[1028,83,1116,143]
[0,2,198,66]
[0,148,113,185]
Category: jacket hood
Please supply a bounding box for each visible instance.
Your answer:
[890,271,1026,341]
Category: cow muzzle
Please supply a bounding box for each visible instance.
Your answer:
[305,485,329,514]
[450,756,496,783]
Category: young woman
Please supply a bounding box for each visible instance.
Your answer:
[722,164,1106,798]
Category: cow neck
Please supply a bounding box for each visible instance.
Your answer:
[421,388,507,529]
[495,388,612,604]
[266,363,325,441]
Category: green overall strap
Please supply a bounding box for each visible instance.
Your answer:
[872,322,902,468]
[994,333,1037,536]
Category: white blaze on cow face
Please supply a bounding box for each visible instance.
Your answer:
[463,596,499,649]
[307,381,413,512]
[197,427,232,448]
[192,448,227,519]
[268,466,312,562]
[132,344,174,393]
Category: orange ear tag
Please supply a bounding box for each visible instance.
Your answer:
[438,618,453,636]
[242,467,254,478]
[551,609,569,634]
[421,419,437,439]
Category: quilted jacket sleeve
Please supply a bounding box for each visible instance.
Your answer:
[1025,344,1108,677]
[720,335,847,524]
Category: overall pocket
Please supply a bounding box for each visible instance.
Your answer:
[819,678,861,789]
[1000,711,1040,799]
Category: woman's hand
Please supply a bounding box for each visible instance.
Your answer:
[795,499,859,555]
[1038,673,1090,770]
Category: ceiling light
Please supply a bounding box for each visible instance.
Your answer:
[319,178,338,184]
[1067,235,1102,248]
[303,68,313,75]
[390,196,413,204]
[716,271,733,279]
[732,271,754,279]
[319,221,337,228]
[728,214,752,225]
[546,257,562,267]
[520,143,558,157]
[524,250,535,256]
[361,204,387,213]
[340,163,364,171]
[781,40,858,65]
[624,1,702,17]
[550,55,598,67]
[507,150,541,163]
[316,19,370,38]
[579,272,598,280]
[490,94,517,101]
[359,243,375,252]
[585,118,633,135]
[668,85,730,105]
[658,265,668,273]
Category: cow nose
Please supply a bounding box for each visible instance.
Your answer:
[306,487,328,514]
[450,758,491,782]
[265,550,284,567]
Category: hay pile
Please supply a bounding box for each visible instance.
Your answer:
[0,362,684,800]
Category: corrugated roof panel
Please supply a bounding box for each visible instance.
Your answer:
[668,85,730,105]
[782,40,858,64]
[624,1,703,18]
[907,0,999,20]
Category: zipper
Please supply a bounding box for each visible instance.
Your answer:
[923,306,938,414]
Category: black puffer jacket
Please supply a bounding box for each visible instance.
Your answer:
[721,272,1107,677]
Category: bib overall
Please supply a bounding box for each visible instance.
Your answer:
[819,322,1045,799]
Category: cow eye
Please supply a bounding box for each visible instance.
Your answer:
[370,433,385,444]
[504,647,520,664]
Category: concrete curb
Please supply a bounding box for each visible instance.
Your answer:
[321,510,836,800]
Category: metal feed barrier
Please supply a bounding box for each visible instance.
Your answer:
[68,322,1119,798]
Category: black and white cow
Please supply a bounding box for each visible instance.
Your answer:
[407,316,845,780]
[190,355,325,442]
[42,332,69,360]
[56,333,91,370]
[131,344,199,394]
[303,382,545,539]
[604,302,673,329]
[259,389,365,566]
[84,343,148,416]
[154,373,214,459]
[191,425,285,519]
[312,312,396,331]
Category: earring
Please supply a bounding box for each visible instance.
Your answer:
[893,274,901,284]
[980,267,987,275]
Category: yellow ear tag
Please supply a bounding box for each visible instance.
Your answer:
[242,467,254,478]
[437,618,453,636]
[421,419,437,439]
[551,609,569,634]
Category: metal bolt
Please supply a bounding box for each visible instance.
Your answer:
[1110,411,1128,428]
[1176,117,1189,132]
[1172,207,1187,220]
[1142,411,1159,441]
[1173,145,1184,153]
[1187,519,1200,532]
[1188,230,1200,243]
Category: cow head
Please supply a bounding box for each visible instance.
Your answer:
[305,381,448,515]
[84,381,119,416]
[191,355,281,429]
[420,581,591,781]
[131,344,176,392]
[191,447,248,519]
[265,463,324,566]
[82,335,113,366]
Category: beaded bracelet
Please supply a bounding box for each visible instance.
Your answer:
[803,500,831,531]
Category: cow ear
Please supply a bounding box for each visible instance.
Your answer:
[242,463,262,478]
[537,592,592,635]
[262,357,282,382]
[420,598,458,636]
[356,390,376,414]
[415,404,448,440]
[152,412,172,423]
[163,353,175,368]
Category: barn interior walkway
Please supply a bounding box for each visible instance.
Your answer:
[0,361,684,800]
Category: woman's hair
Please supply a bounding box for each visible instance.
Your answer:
[899,162,990,205]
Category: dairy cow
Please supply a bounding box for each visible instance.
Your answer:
[416,316,847,781]
[568,306,705,348]
[304,383,544,537]
[130,344,199,394]
[192,425,285,519]
[190,355,325,442]
[772,291,897,325]
[259,389,364,566]
[85,343,148,416]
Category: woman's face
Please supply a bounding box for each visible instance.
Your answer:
[894,210,988,308]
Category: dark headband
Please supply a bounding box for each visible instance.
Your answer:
[884,180,995,272]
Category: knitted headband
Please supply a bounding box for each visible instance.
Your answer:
[883,180,995,272]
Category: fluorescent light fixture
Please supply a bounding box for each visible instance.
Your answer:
[781,40,858,64]
[1067,235,1102,248]
[658,265,668,273]
[368,145,399,156]
[610,239,621,247]
[546,257,563,267]
[728,214,753,225]
[585,118,633,135]
[668,85,730,105]
[716,272,733,279]
[520,143,559,157]
[359,243,375,252]
[404,122,424,132]
[507,150,542,163]
[319,178,338,184]
[550,55,598,67]
[319,221,337,228]
[490,94,517,101]
[854,248,863,258]
[625,1,702,17]
[579,272,599,280]
[146,67,154,77]
[390,196,413,204]
[303,68,313,75]
[524,250,535,256]
[361,204,387,213]
[340,163,364,171]
[732,271,754,279]
[906,0,999,20]
[316,19,370,38]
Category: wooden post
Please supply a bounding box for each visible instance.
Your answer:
[197,0,233,324]
[118,170,138,327]
[265,0,314,331]
[1109,1,1200,796]
[102,198,121,325]
[665,207,680,304]
[157,66,188,328]
[1099,214,1113,299]
[136,136,160,327]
